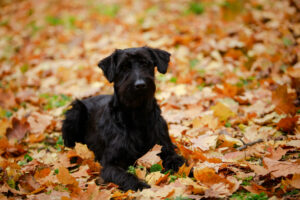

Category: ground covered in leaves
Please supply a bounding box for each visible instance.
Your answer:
[1,0,300,199]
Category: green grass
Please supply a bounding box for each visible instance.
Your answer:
[150,164,162,173]
[231,192,268,200]
[187,2,205,15]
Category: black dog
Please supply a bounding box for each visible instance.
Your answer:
[62,47,184,191]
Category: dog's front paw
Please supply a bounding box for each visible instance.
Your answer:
[121,180,150,191]
[162,154,185,172]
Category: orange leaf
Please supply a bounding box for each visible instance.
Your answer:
[177,163,193,177]
[34,168,51,179]
[194,167,232,187]
[277,116,298,132]
[57,167,78,186]
[272,84,296,114]
[28,133,45,143]
[155,172,170,185]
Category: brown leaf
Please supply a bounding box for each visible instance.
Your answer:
[79,184,111,200]
[277,116,298,132]
[0,89,16,109]
[267,146,288,161]
[19,174,41,193]
[27,112,53,134]
[57,166,78,185]
[263,157,300,178]
[74,143,95,160]
[243,183,268,195]
[272,84,296,114]
[0,118,11,137]
[137,144,162,168]
[6,117,30,141]
[288,174,300,189]
[71,165,89,178]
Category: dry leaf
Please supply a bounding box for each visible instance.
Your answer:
[272,84,296,114]
[74,143,95,160]
[190,132,218,151]
[137,144,162,168]
[263,157,300,178]
[27,112,53,134]
[211,102,236,121]
[57,166,78,185]
[6,117,30,141]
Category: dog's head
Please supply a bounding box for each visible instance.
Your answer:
[98,47,171,108]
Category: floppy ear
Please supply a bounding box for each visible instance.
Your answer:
[145,47,171,74]
[97,50,120,83]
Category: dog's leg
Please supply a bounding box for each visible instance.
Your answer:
[101,165,150,191]
[157,118,185,172]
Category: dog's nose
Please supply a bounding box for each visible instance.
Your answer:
[134,79,146,89]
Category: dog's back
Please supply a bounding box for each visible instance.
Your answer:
[62,95,111,147]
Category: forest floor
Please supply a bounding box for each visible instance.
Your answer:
[0,0,300,199]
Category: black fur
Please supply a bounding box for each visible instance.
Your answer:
[62,47,184,191]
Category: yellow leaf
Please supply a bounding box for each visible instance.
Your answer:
[75,143,95,160]
[211,102,236,121]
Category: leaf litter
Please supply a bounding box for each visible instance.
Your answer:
[0,0,300,199]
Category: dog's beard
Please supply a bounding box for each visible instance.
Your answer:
[116,81,155,109]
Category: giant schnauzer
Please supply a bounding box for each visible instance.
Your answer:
[62,47,184,191]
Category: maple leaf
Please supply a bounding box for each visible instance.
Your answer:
[263,157,300,178]
[74,143,95,160]
[137,144,162,168]
[27,112,53,134]
[272,84,297,114]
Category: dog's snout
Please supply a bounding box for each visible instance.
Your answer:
[134,79,146,89]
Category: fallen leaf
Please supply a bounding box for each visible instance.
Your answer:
[190,132,218,151]
[137,144,162,168]
[57,166,78,185]
[0,118,11,137]
[79,184,111,200]
[74,143,95,160]
[6,117,30,141]
[272,84,296,114]
[0,89,16,109]
[194,167,233,187]
[277,116,298,132]
[155,172,169,185]
[287,174,300,189]
[263,157,300,178]
[211,102,236,121]
[267,146,288,160]
[71,165,89,178]
[27,112,53,134]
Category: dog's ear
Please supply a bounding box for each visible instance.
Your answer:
[97,50,120,83]
[145,47,171,74]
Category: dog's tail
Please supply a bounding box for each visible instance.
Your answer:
[62,100,88,147]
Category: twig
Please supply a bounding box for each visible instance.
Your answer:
[237,139,264,151]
